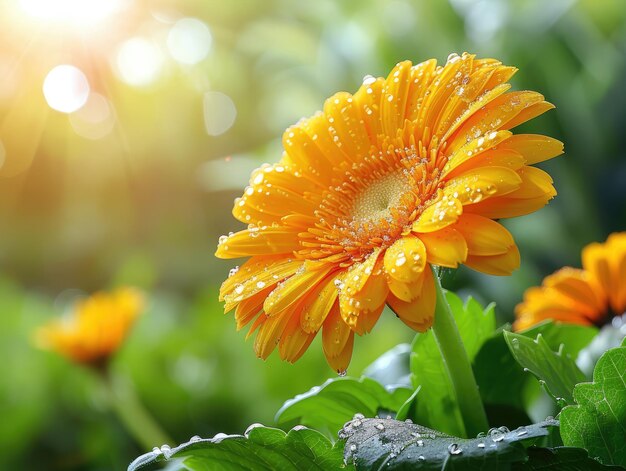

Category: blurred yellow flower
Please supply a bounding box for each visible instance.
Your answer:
[216,53,562,372]
[36,288,144,366]
[515,233,626,331]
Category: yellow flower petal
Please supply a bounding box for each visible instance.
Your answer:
[442,130,513,178]
[387,267,436,331]
[417,55,468,132]
[324,328,355,374]
[352,76,385,141]
[254,312,291,360]
[383,236,427,282]
[453,213,514,256]
[221,256,301,311]
[443,148,526,180]
[413,194,463,233]
[404,59,438,123]
[263,265,333,316]
[386,271,425,302]
[444,83,511,149]
[381,61,413,135]
[418,227,468,268]
[465,244,520,276]
[279,313,316,363]
[282,123,333,182]
[324,92,372,161]
[505,167,554,199]
[215,226,301,259]
[234,286,272,330]
[452,91,546,145]
[503,101,555,129]
[443,166,522,206]
[463,165,556,219]
[322,301,351,354]
[339,250,388,334]
[232,163,320,225]
[497,134,563,165]
[300,273,341,333]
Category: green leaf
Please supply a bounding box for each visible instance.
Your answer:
[340,416,558,470]
[474,327,528,410]
[518,321,597,358]
[127,425,348,471]
[504,332,586,405]
[411,292,495,436]
[394,387,420,422]
[275,377,412,437]
[514,447,626,470]
[560,339,626,467]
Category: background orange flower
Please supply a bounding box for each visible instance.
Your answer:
[515,233,626,330]
[36,288,145,366]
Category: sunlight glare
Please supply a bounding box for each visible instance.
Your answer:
[18,0,129,29]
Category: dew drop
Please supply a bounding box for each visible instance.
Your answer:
[448,443,462,455]
[363,75,376,85]
[446,52,461,64]
[244,423,264,437]
[488,427,505,442]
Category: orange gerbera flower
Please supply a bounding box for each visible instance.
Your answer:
[36,288,144,366]
[515,233,626,331]
[216,53,562,372]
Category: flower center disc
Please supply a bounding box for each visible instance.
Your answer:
[351,170,412,227]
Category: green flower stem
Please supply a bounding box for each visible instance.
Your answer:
[102,370,172,451]
[430,266,489,437]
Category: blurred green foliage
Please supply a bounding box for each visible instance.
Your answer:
[1,0,625,469]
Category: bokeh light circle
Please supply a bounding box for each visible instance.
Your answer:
[115,38,164,87]
[203,92,237,136]
[167,18,212,65]
[69,93,116,140]
[42,65,90,113]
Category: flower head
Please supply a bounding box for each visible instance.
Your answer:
[515,233,626,331]
[217,53,562,372]
[36,287,145,366]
